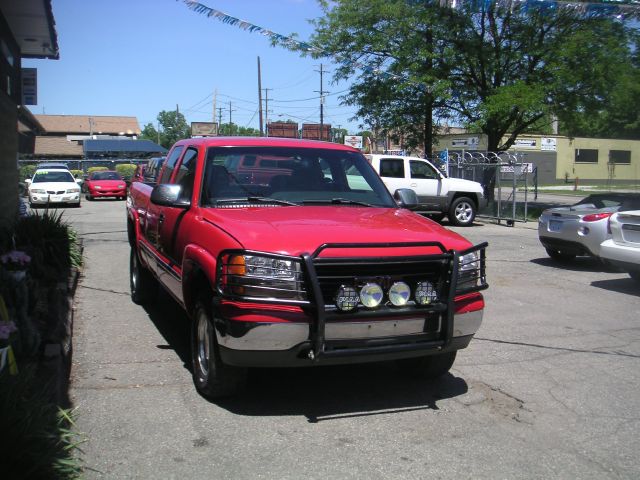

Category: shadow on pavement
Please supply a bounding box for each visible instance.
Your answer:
[591,278,640,297]
[140,289,468,422]
[218,365,468,423]
[530,256,614,273]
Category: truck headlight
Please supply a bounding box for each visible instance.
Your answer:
[457,251,480,293]
[221,253,306,301]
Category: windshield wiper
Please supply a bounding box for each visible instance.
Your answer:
[213,197,298,206]
[302,198,374,207]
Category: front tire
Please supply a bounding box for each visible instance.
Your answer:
[398,351,457,379]
[191,296,247,398]
[129,248,156,305]
[85,194,93,201]
[448,197,476,226]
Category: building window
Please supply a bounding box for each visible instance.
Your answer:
[575,149,598,163]
[609,150,631,164]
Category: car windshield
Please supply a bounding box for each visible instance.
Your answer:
[32,170,75,183]
[201,146,396,208]
[574,195,640,211]
[91,171,122,181]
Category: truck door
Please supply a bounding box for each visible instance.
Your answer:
[152,146,199,300]
[144,145,184,274]
[409,159,442,210]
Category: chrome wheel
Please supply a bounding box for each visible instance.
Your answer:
[449,196,476,226]
[196,309,211,379]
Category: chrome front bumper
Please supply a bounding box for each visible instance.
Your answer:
[217,310,483,352]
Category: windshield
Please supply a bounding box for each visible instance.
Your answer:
[32,170,76,183]
[201,147,396,208]
[91,171,122,181]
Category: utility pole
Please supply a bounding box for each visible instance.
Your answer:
[217,107,223,133]
[264,88,272,136]
[257,56,264,136]
[315,64,328,141]
[176,104,179,116]
[213,88,217,125]
[228,101,236,135]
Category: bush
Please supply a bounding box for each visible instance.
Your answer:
[69,170,83,179]
[0,368,84,478]
[86,166,108,174]
[115,163,137,180]
[19,165,37,181]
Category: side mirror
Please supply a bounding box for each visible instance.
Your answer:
[394,188,418,209]
[150,184,191,208]
[25,179,32,185]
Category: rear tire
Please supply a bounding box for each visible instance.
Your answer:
[191,295,247,398]
[398,351,457,379]
[129,248,156,305]
[448,197,476,226]
[545,247,575,262]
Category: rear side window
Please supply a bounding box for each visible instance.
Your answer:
[158,146,185,184]
[379,158,404,178]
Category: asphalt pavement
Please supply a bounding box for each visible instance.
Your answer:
[63,198,640,479]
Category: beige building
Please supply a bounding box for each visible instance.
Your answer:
[437,133,640,185]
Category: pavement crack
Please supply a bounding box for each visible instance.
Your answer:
[475,337,640,358]
[78,284,129,296]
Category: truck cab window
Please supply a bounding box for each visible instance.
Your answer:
[158,145,185,184]
[174,147,198,201]
[379,159,404,178]
[410,160,439,180]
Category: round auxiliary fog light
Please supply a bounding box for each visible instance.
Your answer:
[415,281,438,305]
[388,282,411,306]
[335,285,359,312]
[359,283,384,308]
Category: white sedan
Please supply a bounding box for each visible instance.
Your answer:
[27,168,81,207]
[599,210,640,281]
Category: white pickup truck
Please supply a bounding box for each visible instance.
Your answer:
[366,154,486,226]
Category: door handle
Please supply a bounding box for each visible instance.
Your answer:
[159,213,165,224]
[410,183,417,188]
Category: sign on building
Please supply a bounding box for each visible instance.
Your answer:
[22,68,37,105]
[501,163,534,173]
[514,139,537,149]
[344,135,363,149]
[191,122,218,137]
[450,137,479,150]
[541,137,557,151]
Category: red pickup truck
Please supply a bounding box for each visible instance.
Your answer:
[127,137,488,398]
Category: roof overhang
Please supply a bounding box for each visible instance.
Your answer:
[1,0,59,59]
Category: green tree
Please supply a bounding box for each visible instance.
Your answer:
[139,123,159,143]
[156,110,190,149]
[302,1,638,153]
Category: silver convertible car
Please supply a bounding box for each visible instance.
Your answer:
[538,193,640,262]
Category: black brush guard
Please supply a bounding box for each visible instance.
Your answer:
[217,241,488,362]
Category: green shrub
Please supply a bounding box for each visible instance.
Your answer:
[86,166,108,174]
[0,368,84,478]
[19,165,37,181]
[69,169,83,179]
[115,163,137,180]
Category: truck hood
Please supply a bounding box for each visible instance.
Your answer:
[444,177,483,193]
[200,206,473,257]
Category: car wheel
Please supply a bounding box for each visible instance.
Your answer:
[448,197,476,226]
[629,271,640,282]
[191,295,247,398]
[85,194,93,201]
[129,248,156,305]
[545,248,575,262]
[398,351,457,379]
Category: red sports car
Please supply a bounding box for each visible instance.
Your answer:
[84,171,127,200]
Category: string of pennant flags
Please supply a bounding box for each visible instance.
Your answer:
[181,0,640,83]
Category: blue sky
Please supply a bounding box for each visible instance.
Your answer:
[23,0,363,133]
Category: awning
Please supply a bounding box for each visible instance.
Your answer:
[83,139,167,156]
